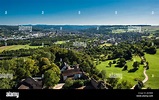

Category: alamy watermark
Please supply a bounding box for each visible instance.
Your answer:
[0,73,13,79]
[19,25,32,32]
[128,26,141,32]
[73,41,87,48]
[109,73,122,79]
[6,91,19,98]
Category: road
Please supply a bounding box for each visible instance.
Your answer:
[53,83,65,89]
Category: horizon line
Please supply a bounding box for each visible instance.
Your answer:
[0,24,159,26]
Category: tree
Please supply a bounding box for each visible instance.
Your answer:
[51,54,56,62]
[147,87,151,89]
[108,61,112,67]
[117,80,132,89]
[50,63,61,77]
[63,78,74,89]
[101,70,107,82]
[41,65,50,73]
[72,80,84,88]
[42,52,52,60]
[44,69,60,88]
[124,50,132,60]
[72,61,78,65]
[133,61,140,69]
[92,74,100,81]
[122,65,128,71]
[138,50,145,56]
[138,80,144,88]
[15,58,39,78]
[146,62,149,70]
[145,46,157,54]
[23,58,39,76]
[113,60,116,64]
[0,78,15,89]
[63,57,70,64]
[80,61,91,74]
[40,57,51,66]
[134,80,143,89]
[92,68,100,75]
[116,58,126,67]
[140,59,144,65]
[16,67,27,80]
[107,77,119,88]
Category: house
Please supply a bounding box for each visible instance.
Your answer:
[16,77,43,89]
[60,62,73,71]
[61,68,83,81]
[60,62,83,81]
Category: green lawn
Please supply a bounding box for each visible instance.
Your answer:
[54,41,66,44]
[0,45,42,52]
[144,49,159,89]
[96,56,144,86]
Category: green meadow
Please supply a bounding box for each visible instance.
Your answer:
[96,56,144,86]
[0,45,42,53]
[96,50,159,89]
[143,49,159,89]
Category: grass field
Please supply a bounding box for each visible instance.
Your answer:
[112,29,127,33]
[96,56,145,87]
[0,45,42,52]
[144,49,159,89]
[96,49,159,89]
[54,41,66,44]
[99,43,112,48]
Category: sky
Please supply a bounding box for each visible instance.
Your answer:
[0,0,159,25]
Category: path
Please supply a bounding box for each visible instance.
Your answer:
[142,68,148,83]
[53,83,65,89]
[131,56,149,89]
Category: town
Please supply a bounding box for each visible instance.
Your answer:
[0,24,159,89]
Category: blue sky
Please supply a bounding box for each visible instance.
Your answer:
[0,0,159,25]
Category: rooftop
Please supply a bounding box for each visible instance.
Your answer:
[62,68,82,76]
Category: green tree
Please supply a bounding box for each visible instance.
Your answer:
[107,77,119,88]
[117,80,132,89]
[145,46,157,54]
[63,78,74,89]
[16,67,27,80]
[113,60,116,64]
[50,63,61,77]
[51,54,56,62]
[101,70,107,82]
[108,61,112,67]
[39,57,51,66]
[23,58,39,75]
[72,61,78,65]
[116,58,126,67]
[122,65,128,71]
[0,78,15,89]
[133,61,140,69]
[80,61,91,74]
[44,69,60,88]
[72,80,84,88]
[41,65,50,73]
